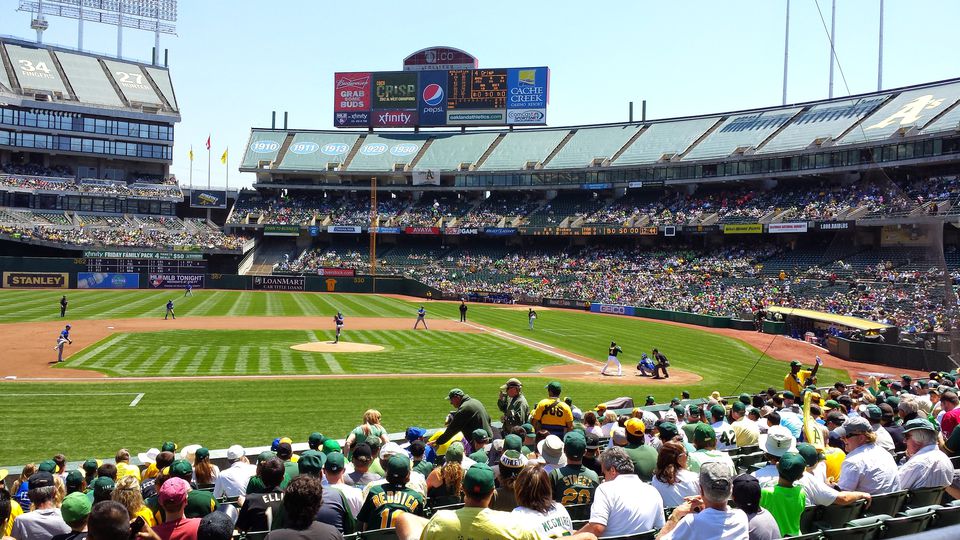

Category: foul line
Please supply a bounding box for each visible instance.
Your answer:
[460,321,597,368]
[129,393,145,407]
[0,391,145,407]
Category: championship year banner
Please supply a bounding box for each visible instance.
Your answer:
[148,274,205,289]
[3,271,68,288]
[253,275,305,291]
[78,272,139,289]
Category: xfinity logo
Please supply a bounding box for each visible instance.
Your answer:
[378,111,412,124]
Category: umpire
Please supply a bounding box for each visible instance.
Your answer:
[432,389,493,453]
[497,378,529,435]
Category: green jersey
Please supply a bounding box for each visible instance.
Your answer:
[549,464,600,506]
[356,483,425,531]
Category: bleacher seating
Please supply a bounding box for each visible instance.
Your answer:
[477,129,569,171]
[414,132,500,171]
[544,125,641,169]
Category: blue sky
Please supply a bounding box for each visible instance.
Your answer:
[2,0,959,187]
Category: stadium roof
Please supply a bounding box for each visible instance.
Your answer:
[242,77,960,175]
[0,36,180,120]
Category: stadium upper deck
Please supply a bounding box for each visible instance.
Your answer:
[242,77,960,188]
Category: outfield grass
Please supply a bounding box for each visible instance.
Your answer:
[0,289,849,465]
[61,329,565,377]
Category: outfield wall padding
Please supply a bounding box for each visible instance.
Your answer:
[826,336,955,372]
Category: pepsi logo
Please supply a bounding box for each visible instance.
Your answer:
[422,83,444,107]
[390,143,419,156]
[360,143,387,156]
[289,142,320,155]
[321,143,349,156]
[250,140,281,153]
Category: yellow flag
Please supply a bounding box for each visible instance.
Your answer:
[188,146,194,161]
[220,148,228,165]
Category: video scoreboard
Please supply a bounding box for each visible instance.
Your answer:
[83,258,207,274]
[334,66,548,128]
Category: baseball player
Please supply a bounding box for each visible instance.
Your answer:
[55,324,73,362]
[636,353,656,377]
[59,295,68,317]
[601,341,623,376]
[184,283,193,297]
[414,306,428,329]
[164,299,176,320]
[459,300,468,322]
[333,311,344,343]
[528,308,537,330]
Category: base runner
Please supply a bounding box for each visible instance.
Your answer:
[601,341,623,376]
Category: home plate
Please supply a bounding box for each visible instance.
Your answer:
[290,342,384,353]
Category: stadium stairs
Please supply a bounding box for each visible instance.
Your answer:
[244,240,299,275]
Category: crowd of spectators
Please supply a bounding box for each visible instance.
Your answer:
[3,370,959,540]
[1,164,182,199]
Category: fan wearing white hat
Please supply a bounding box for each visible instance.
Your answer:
[752,425,795,488]
[537,435,567,474]
[213,445,256,499]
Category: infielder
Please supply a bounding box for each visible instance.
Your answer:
[55,324,73,362]
[59,295,68,317]
[528,308,537,330]
[601,341,623,376]
[164,299,176,320]
[414,306,428,329]
[184,283,193,297]
[333,311,344,343]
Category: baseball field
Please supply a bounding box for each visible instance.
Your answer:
[0,288,868,465]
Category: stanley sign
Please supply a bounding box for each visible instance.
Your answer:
[3,272,69,289]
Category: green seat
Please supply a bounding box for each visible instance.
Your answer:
[343,534,361,540]
[359,528,397,540]
[816,499,867,530]
[571,520,589,530]
[906,487,944,508]
[565,503,592,520]
[865,490,908,517]
[879,507,935,537]
[931,502,960,528]
[737,444,760,455]
[799,505,819,534]
[821,516,884,540]
[600,531,657,540]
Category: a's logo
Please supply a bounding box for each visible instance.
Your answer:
[391,143,419,156]
[422,83,444,106]
[866,94,945,130]
[518,69,536,86]
[289,142,319,155]
[250,140,280,153]
[360,143,387,156]
[337,74,370,89]
[321,143,349,156]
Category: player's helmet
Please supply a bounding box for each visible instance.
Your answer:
[337,312,342,317]
[66,324,71,328]
[611,341,616,346]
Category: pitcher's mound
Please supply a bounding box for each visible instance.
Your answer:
[290,342,384,353]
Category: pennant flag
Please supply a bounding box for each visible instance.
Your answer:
[188,146,194,162]
[220,148,228,165]
[205,135,211,150]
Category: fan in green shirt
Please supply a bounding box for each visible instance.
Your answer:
[759,452,807,536]
[356,455,425,531]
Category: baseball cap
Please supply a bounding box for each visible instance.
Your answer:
[563,432,587,460]
[379,442,403,461]
[901,374,912,382]
[538,435,566,465]
[61,491,92,523]
[546,381,562,394]
[82,459,99,474]
[731,401,746,413]
[765,425,797,457]
[658,421,680,441]
[227,445,245,461]
[276,442,293,460]
[903,418,937,433]
[700,461,734,494]
[90,476,114,499]
[322,439,342,454]
[863,404,883,421]
[504,434,523,452]
[739,393,751,404]
[832,416,873,438]
[37,460,57,473]
[611,427,628,446]
[308,432,326,447]
[159,477,189,506]
[471,428,489,442]
[447,388,465,400]
[169,459,193,478]
[790,360,802,368]
[625,418,645,437]
[645,395,656,405]
[323,452,346,473]
[732,474,761,514]
[584,432,601,450]
[405,427,427,442]
[687,404,701,416]
[777,452,807,482]
[195,447,210,461]
[499,450,528,471]
[505,378,522,388]
[352,443,373,462]
[385,454,411,483]
[65,470,84,492]
[693,423,716,445]
[522,423,536,439]
[28,471,55,489]
[444,442,464,463]
[257,450,277,463]
[796,443,822,468]
[161,441,177,453]
[137,448,160,465]
[710,404,726,419]
[855,379,865,386]
[462,463,496,496]
[298,453,325,475]
[824,400,841,410]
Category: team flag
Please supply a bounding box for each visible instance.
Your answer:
[205,135,211,150]
[221,148,228,165]
[188,146,194,161]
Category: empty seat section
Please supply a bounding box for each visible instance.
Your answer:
[613,117,717,166]
[414,132,499,171]
[477,130,569,171]
[757,97,887,154]
[55,52,125,107]
[684,107,802,161]
[545,125,641,169]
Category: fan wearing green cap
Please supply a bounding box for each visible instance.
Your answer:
[531,382,574,438]
[687,424,736,476]
[56,491,92,540]
[356,454,425,531]
[729,401,760,448]
[897,418,954,490]
[431,389,493,451]
[759,452,807,536]
[497,378,529,435]
[784,357,821,397]
[549,432,600,505]
[394,463,541,540]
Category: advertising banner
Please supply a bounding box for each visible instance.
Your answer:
[444,227,479,235]
[371,109,418,128]
[83,251,205,260]
[446,109,506,125]
[723,223,763,234]
[589,303,636,316]
[334,72,372,112]
[327,226,362,234]
[372,226,402,234]
[581,183,611,190]
[404,226,440,235]
[308,226,320,237]
[3,271,68,288]
[78,272,139,289]
[817,220,854,231]
[506,108,546,125]
[404,47,478,71]
[484,227,518,236]
[148,273,204,289]
[190,189,228,209]
[334,111,370,127]
[317,268,355,277]
[253,275,305,291]
[507,67,549,110]
[543,297,590,310]
[417,69,448,126]
[768,222,809,234]
[372,72,418,110]
[263,225,301,236]
[684,225,720,234]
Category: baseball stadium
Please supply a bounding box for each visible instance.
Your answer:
[2,2,960,540]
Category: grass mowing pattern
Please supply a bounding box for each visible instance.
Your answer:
[61,330,565,377]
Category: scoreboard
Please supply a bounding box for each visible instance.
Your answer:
[84,258,207,274]
[447,69,507,110]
